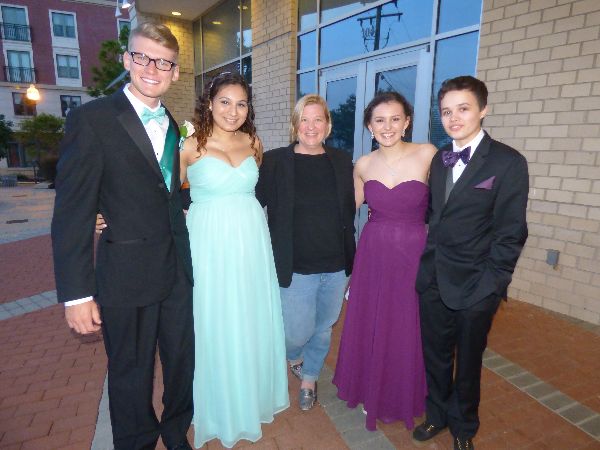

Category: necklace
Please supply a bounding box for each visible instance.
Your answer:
[378,151,399,177]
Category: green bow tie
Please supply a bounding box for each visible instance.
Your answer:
[140,106,166,125]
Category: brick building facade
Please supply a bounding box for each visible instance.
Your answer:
[0,0,129,167]
[478,0,600,324]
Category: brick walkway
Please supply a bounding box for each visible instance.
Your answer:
[1,185,599,449]
[0,235,55,304]
[0,306,107,450]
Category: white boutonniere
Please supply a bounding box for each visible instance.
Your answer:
[179,120,196,149]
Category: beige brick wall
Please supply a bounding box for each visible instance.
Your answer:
[129,10,195,124]
[479,0,600,324]
[251,0,297,151]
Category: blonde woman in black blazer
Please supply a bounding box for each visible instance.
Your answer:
[255,94,356,411]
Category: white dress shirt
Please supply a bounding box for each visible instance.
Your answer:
[451,129,485,183]
[65,85,169,307]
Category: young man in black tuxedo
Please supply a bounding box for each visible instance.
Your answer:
[413,76,528,450]
[52,23,194,450]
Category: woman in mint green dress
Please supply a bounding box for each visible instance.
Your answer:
[180,72,289,448]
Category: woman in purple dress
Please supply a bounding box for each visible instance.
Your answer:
[333,92,436,431]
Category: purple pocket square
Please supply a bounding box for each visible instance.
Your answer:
[474,176,495,190]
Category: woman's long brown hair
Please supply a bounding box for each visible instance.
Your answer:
[192,72,261,163]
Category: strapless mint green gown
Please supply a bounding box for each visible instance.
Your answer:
[186,156,289,448]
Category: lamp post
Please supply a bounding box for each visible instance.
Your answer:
[26,83,40,102]
[25,84,40,182]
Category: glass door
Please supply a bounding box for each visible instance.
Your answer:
[319,47,433,233]
[318,62,364,157]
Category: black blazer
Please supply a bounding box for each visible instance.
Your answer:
[52,90,193,307]
[416,132,528,309]
[255,143,356,288]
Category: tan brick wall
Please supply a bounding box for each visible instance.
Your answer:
[251,0,297,151]
[479,0,600,324]
[129,10,195,124]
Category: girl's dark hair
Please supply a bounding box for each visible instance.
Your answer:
[363,91,414,135]
[192,72,259,160]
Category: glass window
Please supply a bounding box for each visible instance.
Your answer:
[202,61,241,92]
[202,0,241,69]
[298,0,317,30]
[1,6,26,24]
[60,95,81,117]
[196,0,252,93]
[56,54,80,79]
[325,76,357,154]
[320,0,379,23]
[429,32,479,149]
[193,20,203,74]
[12,93,36,116]
[6,51,33,82]
[52,12,76,38]
[374,65,417,143]
[241,0,251,54]
[118,20,130,36]
[297,71,316,98]
[1,6,29,41]
[242,56,252,85]
[7,142,22,167]
[438,0,482,34]
[297,31,316,70]
[320,1,433,65]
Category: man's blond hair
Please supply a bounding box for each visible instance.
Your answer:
[128,22,179,55]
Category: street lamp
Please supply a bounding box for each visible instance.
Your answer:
[26,83,40,101]
[25,84,41,182]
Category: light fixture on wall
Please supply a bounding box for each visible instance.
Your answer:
[26,84,40,102]
[121,0,132,9]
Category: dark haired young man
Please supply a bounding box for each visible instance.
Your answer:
[413,76,528,450]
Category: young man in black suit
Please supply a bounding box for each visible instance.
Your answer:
[52,23,194,450]
[413,76,529,450]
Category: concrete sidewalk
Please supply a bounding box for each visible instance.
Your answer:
[1,185,599,449]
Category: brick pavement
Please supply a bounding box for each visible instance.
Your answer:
[0,305,107,450]
[1,184,600,449]
[0,235,55,304]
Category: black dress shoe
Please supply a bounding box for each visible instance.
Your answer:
[454,437,474,450]
[412,421,446,442]
[167,440,192,450]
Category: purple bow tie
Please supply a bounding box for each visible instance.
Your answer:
[442,146,471,168]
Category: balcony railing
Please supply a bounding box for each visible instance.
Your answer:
[4,66,36,83]
[0,22,31,41]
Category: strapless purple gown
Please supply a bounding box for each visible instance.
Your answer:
[333,179,428,431]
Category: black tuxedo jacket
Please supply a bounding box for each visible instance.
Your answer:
[255,143,356,288]
[52,90,193,307]
[416,133,528,309]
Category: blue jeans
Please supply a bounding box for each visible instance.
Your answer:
[280,271,347,382]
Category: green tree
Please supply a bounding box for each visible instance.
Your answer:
[88,27,130,97]
[328,94,356,151]
[16,113,64,157]
[15,114,64,182]
[0,114,13,160]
